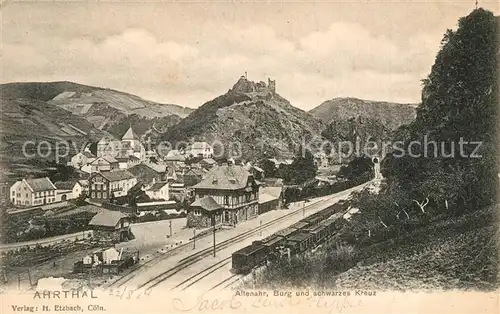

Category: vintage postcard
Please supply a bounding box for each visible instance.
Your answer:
[0,0,498,313]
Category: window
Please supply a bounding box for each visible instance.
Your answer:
[25,193,28,198]
[193,209,201,216]
[97,192,101,198]
[103,185,106,191]
[12,191,14,196]
[224,196,229,205]
[91,192,95,198]
[103,192,107,198]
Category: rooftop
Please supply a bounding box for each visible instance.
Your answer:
[88,209,129,227]
[122,126,139,141]
[75,151,96,159]
[54,180,78,190]
[258,193,278,204]
[287,232,314,243]
[201,158,216,165]
[233,243,265,256]
[260,186,283,198]
[147,182,168,191]
[91,155,118,164]
[290,221,310,230]
[190,196,223,212]
[25,177,56,192]
[187,142,212,150]
[274,227,297,238]
[193,164,253,190]
[96,170,136,182]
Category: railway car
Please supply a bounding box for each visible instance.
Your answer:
[231,243,269,274]
[304,223,329,244]
[261,235,284,248]
[274,226,298,239]
[301,214,325,227]
[285,231,315,254]
[290,221,310,230]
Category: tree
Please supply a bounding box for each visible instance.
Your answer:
[338,155,373,181]
[386,8,498,216]
[290,148,317,185]
[259,159,277,178]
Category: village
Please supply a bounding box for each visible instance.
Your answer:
[0,125,355,290]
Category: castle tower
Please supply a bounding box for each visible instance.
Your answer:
[268,78,276,93]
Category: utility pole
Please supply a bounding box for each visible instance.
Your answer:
[259,220,262,236]
[213,224,216,257]
[193,229,196,250]
[169,220,172,237]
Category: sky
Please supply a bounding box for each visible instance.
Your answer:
[1,1,498,110]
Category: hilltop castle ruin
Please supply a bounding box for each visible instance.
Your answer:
[232,74,276,95]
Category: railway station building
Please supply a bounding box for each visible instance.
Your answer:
[187,164,260,228]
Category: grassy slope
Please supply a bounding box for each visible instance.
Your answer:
[334,205,498,291]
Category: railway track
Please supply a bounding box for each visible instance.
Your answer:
[209,274,241,291]
[106,182,369,290]
[171,257,232,291]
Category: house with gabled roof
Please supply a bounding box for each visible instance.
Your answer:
[144,182,169,201]
[88,170,137,201]
[10,177,57,207]
[54,180,85,200]
[88,209,132,243]
[258,186,283,214]
[69,151,96,169]
[165,149,186,162]
[187,196,223,228]
[199,158,216,170]
[128,163,167,189]
[96,126,146,162]
[187,164,259,228]
[183,167,205,187]
[90,155,119,172]
[185,142,213,159]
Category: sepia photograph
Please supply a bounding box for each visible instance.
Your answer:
[0,0,498,313]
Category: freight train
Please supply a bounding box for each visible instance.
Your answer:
[231,200,349,274]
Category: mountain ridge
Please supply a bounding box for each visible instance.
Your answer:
[0,81,193,118]
[310,97,418,130]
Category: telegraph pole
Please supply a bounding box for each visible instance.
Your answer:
[193,229,196,250]
[169,220,172,237]
[213,224,216,257]
[259,220,262,236]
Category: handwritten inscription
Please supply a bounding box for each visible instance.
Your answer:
[171,290,371,313]
[172,295,242,312]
